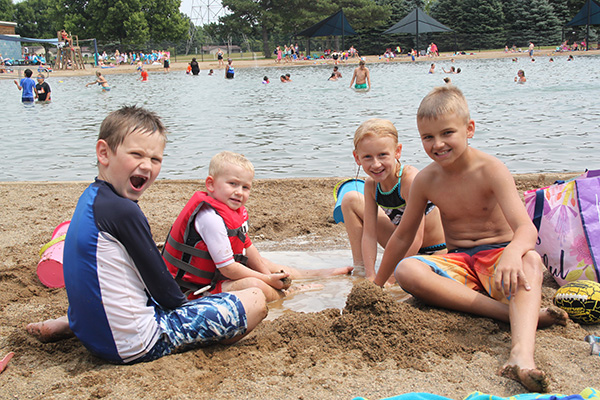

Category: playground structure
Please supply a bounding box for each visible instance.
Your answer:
[55,31,85,70]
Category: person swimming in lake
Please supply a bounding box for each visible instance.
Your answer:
[515,69,526,84]
[86,71,110,91]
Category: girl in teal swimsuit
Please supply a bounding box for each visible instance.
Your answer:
[341,118,446,283]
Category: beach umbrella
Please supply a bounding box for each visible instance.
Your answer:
[566,0,600,50]
[383,8,453,55]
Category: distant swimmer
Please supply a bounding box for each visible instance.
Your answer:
[86,71,110,91]
[190,58,200,75]
[35,73,51,101]
[429,63,436,74]
[225,59,234,79]
[515,69,526,84]
[349,59,370,91]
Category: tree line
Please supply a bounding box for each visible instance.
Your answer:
[0,0,594,56]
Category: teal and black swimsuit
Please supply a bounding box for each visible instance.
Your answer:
[375,165,446,254]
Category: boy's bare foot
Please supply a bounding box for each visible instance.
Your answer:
[538,306,568,328]
[283,283,324,296]
[292,266,353,279]
[500,365,550,393]
[26,316,74,343]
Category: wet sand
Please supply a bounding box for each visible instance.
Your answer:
[1,174,599,399]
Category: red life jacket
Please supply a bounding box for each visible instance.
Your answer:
[162,191,249,296]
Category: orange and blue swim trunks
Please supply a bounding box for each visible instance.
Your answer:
[409,242,510,303]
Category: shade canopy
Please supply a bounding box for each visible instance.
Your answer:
[567,0,600,26]
[566,0,600,50]
[383,8,452,35]
[0,35,59,45]
[297,10,357,38]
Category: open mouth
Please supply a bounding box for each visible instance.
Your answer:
[130,175,147,190]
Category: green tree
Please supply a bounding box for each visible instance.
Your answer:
[432,0,504,49]
[14,0,60,38]
[502,0,561,46]
[50,0,187,45]
[221,0,389,57]
[0,0,14,21]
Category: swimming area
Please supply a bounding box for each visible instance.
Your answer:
[2,55,599,182]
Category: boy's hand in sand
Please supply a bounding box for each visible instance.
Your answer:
[268,272,291,290]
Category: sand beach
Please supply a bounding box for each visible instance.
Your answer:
[19,48,600,79]
[1,172,599,399]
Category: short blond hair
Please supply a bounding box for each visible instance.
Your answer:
[417,86,470,123]
[209,151,255,178]
[99,106,167,153]
[353,118,398,150]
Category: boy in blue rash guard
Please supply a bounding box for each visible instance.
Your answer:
[26,106,268,364]
[14,68,35,102]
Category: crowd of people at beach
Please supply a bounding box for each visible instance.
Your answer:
[94,49,170,68]
[19,61,574,391]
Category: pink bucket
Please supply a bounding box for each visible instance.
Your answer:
[37,221,70,288]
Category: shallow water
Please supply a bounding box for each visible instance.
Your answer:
[1,55,599,182]
[263,250,409,319]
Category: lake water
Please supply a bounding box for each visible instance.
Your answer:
[1,55,599,182]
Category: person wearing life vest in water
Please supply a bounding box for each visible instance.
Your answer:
[163,151,354,302]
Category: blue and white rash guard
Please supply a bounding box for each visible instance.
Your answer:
[63,179,186,363]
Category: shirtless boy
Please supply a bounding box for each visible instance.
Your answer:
[373,86,567,392]
[349,59,370,90]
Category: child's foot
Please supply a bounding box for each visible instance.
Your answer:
[500,365,550,393]
[538,306,568,328]
[26,316,74,343]
[292,266,354,279]
[283,283,324,296]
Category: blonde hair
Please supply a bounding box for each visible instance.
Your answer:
[417,85,470,123]
[353,118,398,150]
[209,151,255,178]
[98,106,167,153]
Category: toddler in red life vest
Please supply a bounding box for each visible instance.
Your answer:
[164,151,353,302]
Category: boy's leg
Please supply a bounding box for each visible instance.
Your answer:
[223,277,285,302]
[395,258,512,321]
[395,256,567,326]
[500,250,549,392]
[221,288,267,344]
[396,252,565,392]
[26,315,74,343]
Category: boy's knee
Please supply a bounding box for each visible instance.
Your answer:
[394,258,421,289]
[238,287,268,315]
[523,250,544,279]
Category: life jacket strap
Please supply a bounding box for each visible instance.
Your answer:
[163,250,215,281]
[166,234,211,259]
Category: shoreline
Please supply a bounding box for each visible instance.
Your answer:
[23,48,600,78]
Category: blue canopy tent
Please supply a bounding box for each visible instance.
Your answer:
[0,35,59,44]
[0,35,59,60]
[566,0,600,50]
[297,10,357,56]
[383,8,452,55]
